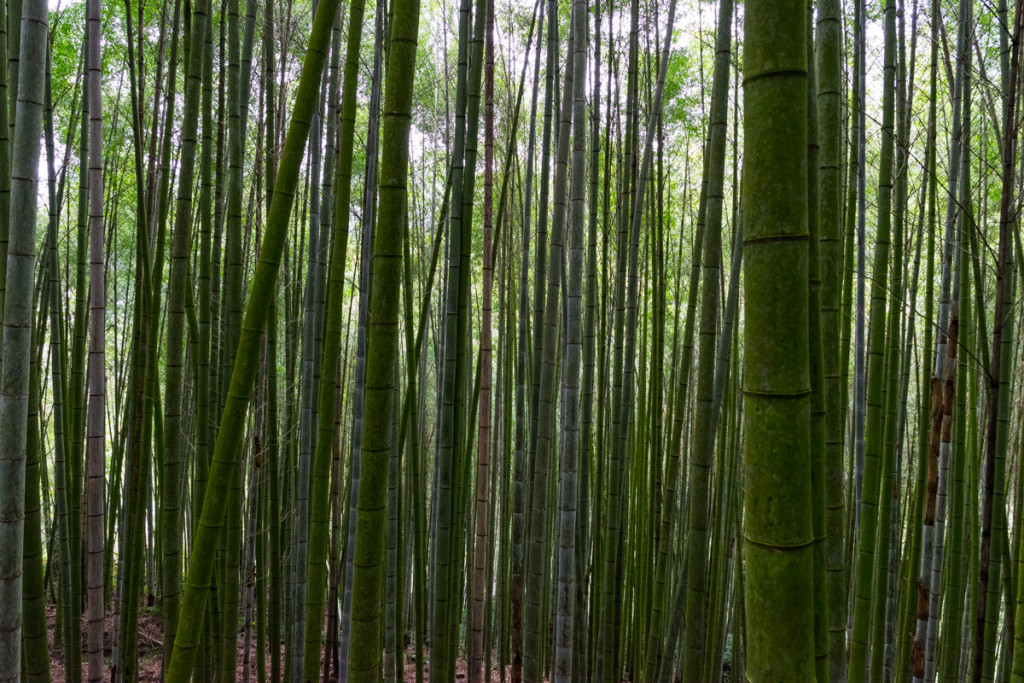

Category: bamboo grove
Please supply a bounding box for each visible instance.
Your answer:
[4,0,1024,679]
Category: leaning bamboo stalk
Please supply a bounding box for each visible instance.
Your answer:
[165,0,343,673]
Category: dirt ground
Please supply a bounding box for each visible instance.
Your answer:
[46,605,520,682]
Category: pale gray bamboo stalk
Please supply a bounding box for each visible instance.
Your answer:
[85,0,106,676]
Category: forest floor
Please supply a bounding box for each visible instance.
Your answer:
[45,605,518,681]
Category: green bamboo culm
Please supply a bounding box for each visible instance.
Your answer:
[44,56,77,682]
[28,47,63,683]
[432,0,479,671]
[741,0,815,680]
[977,0,1023,675]
[0,0,9,343]
[346,0,422,675]
[1010,16,1024,662]
[163,0,343,675]
[300,0,363,673]
[849,0,897,677]
[680,0,732,677]
[0,0,46,678]
[553,0,589,675]
[162,0,209,661]
[66,34,88,683]
[815,0,845,676]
